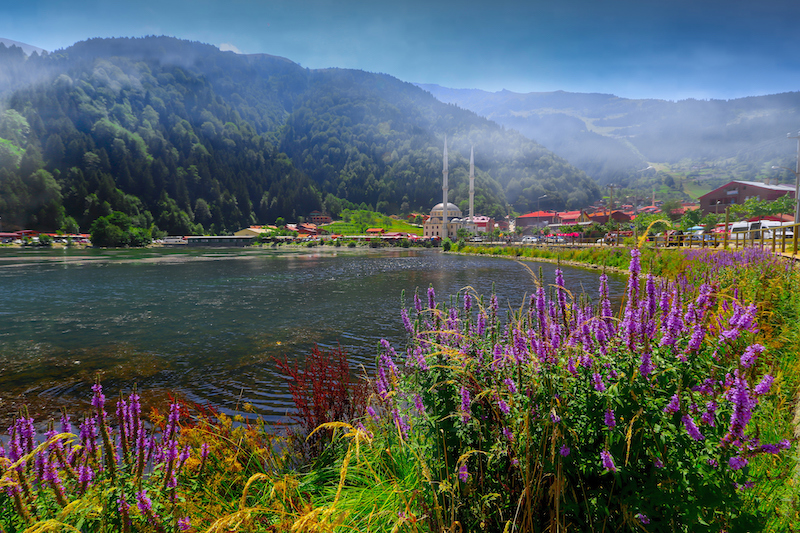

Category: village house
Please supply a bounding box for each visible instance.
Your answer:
[698,180,795,215]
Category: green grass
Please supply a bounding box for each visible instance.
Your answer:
[323,213,422,236]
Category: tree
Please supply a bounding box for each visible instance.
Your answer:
[660,199,682,221]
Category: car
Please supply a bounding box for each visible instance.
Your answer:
[521,236,538,244]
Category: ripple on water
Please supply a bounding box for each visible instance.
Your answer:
[0,248,627,424]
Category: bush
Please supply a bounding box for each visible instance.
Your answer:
[367,251,790,531]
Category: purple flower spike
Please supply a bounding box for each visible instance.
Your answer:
[592,373,606,392]
[497,398,510,415]
[458,462,468,482]
[463,292,472,312]
[427,286,436,309]
[460,387,471,422]
[729,456,748,470]
[664,394,680,414]
[754,374,774,395]
[682,415,704,441]
[401,309,413,334]
[740,343,764,368]
[604,409,616,428]
[600,450,617,472]
[504,377,517,394]
[559,445,571,457]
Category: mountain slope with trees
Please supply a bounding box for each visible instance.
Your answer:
[0,37,599,234]
[418,84,800,190]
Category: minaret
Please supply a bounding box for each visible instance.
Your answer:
[442,136,449,234]
[469,145,475,224]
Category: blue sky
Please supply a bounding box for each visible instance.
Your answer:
[2,0,799,101]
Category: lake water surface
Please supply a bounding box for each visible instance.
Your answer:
[0,247,626,423]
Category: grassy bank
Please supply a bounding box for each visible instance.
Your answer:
[1,247,798,532]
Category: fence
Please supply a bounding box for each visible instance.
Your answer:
[512,220,800,257]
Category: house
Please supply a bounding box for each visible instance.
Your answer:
[587,210,632,224]
[308,211,333,225]
[471,215,495,233]
[698,181,795,215]
[366,228,386,235]
[556,210,592,225]
[515,211,559,231]
[234,225,278,237]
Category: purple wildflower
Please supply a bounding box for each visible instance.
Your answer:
[427,286,436,309]
[201,442,210,460]
[639,351,653,377]
[460,387,471,422]
[414,292,422,313]
[463,292,472,312]
[604,409,616,428]
[654,457,664,468]
[754,374,774,396]
[367,406,378,420]
[497,398,510,415]
[137,489,154,517]
[91,383,106,412]
[635,513,650,525]
[550,411,561,424]
[701,401,718,427]
[477,312,486,336]
[401,309,413,334]
[502,427,514,441]
[458,462,468,482]
[682,415,704,441]
[559,445,571,457]
[178,517,191,531]
[600,450,617,472]
[413,394,425,415]
[504,377,517,394]
[740,343,764,368]
[728,456,748,470]
[664,394,680,415]
[724,370,753,445]
[592,373,606,392]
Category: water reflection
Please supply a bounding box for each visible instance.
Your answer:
[0,248,626,424]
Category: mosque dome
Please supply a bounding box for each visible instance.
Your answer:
[431,202,462,218]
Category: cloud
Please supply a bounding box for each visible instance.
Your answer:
[219,42,242,54]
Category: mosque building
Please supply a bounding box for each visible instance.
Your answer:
[423,138,482,239]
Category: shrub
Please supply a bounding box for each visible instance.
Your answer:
[367,250,790,532]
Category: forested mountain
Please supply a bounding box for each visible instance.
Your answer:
[419,85,800,188]
[0,36,598,233]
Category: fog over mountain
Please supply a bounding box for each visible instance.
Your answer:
[418,84,800,188]
[0,36,600,233]
[0,38,46,56]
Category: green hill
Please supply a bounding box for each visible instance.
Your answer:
[0,36,599,234]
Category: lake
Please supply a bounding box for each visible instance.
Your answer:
[0,247,627,424]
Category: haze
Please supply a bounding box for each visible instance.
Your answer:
[1,0,799,101]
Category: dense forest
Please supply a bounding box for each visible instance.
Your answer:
[0,37,598,233]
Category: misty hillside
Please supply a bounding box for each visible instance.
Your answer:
[0,38,46,56]
[418,84,800,187]
[0,36,598,233]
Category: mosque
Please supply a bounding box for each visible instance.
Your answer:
[422,138,480,240]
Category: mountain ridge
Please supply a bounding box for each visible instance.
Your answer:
[0,36,598,233]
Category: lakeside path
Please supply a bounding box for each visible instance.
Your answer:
[445,249,631,276]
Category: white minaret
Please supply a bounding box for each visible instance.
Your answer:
[442,136,449,234]
[469,145,475,224]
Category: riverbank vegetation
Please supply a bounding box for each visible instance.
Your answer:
[1,247,798,531]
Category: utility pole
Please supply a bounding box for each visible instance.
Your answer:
[789,132,800,225]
